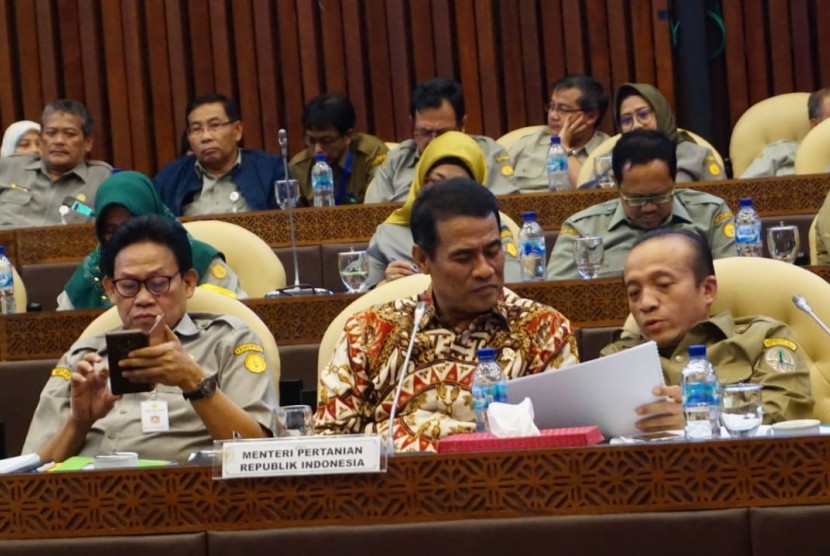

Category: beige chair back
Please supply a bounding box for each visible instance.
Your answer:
[623,257,830,422]
[730,92,811,177]
[496,125,546,151]
[577,130,725,187]
[795,118,830,175]
[384,141,400,150]
[317,274,431,380]
[809,215,819,265]
[79,287,281,386]
[183,220,286,297]
[10,267,26,313]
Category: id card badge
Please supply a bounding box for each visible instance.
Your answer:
[141,399,170,432]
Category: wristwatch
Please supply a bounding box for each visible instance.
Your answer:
[182,374,219,401]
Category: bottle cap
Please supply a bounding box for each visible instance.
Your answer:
[522,211,537,222]
[0,246,5,255]
[550,136,561,145]
[314,153,326,162]
[738,197,753,208]
[477,348,496,361]
[687,344,707,357]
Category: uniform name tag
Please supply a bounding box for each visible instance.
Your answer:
[141,399,170,432]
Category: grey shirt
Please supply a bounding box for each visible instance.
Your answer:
[740,140,799,179]
[184,151,251,215]
[364,136,519,203]
[676,141,726,183]
[509,129,610,191]
[0,155,112,228]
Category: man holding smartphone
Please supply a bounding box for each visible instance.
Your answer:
[22,215,278,463]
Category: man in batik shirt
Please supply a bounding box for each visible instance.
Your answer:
[315,178,578,452]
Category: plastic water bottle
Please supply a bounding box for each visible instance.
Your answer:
[735,197,762,257]
[547,136,570,191]
[0,246,15,314]
[471,348,507,433]
[311,153,335,207]
[681,344,720,440]
[518,211,546,282]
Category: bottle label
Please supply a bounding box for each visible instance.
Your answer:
[735,223,760,243]
[519,237,545,256]
[472,383,490,411]
[683,382,718,406]
[0,270,12,288]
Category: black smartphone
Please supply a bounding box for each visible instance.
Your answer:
[105,329,151,395]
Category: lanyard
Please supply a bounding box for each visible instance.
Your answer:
[335,150,355,205]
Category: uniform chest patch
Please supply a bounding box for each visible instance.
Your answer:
[765,346,796,372]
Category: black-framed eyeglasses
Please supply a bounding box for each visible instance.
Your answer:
[545,102,584,115]
[112,271,182,298]
[187,120,236,136]
[619,107,654,129]
[620,189,675,208]
[304,134,342,148]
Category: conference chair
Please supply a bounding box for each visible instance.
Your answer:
[79,286,281,387]
[794,118,830,175]
[317,273,431,382]
[496,125,546,151]
[10,266,27,313]
[182,220,286,298]
[622,257,830,422]
[729,92,811,177]
[576,131,725,187]
[809,216,819,265]
[385,142,400,150]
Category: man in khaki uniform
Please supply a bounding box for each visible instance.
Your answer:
[364,77,517,203]
[740,87,830,178]
[23,215,277,463]
[509,75,610,191]
[0,99,111,228]
[290,92,387,205]
[546,130,735,281]
[600,229,813,431]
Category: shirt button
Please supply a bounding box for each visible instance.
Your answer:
[108,433,115,440]
[120,409,127,414]
[675,356,683,362]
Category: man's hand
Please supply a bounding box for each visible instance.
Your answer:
[558,112,590,151]
[70,353,120,425]
[384,259,419,282]
[635,385,684,432]
[120,324,205,392]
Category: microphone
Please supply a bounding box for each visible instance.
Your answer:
[792,295,830,337]
[385,295,430,454]
[278,129,289,158]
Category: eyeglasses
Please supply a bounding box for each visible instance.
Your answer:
[413,127,455,140]
[187,120,235,136]
[304,134,342,148]
[112,271,181,298]
[620,189,675,208]
[619,107,654,130]
[545,103,584,115]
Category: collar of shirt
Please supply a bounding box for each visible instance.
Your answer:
[661,310,732,359]
[607,190,691,232]
[172,313,200,338]
[29,157,91,183]
[420,286,510,330]
[194,149,242,180]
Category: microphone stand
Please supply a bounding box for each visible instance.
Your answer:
[793,295,830,337]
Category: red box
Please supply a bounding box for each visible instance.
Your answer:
[438,426,604,453]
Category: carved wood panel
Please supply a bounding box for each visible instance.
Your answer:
[1,436,830,540]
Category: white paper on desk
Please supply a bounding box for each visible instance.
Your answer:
[506,341,665,438]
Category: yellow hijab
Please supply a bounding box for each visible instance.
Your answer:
[385,131,488,225]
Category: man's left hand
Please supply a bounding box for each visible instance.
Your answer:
[635,385,683,432]
[558,113,590,151]
[119,324,205,391]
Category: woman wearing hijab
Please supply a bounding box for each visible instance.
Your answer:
[1,120,41,157]
[57,171,246,310]
[614,83,725,182]
[366,131,519,287]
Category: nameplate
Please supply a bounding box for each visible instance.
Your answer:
[219,434,385,479]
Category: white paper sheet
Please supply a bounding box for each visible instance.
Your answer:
[506,341,665,438]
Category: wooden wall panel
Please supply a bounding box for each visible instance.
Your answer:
[0,0,820,176]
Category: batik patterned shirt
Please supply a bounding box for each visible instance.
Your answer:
[315,288,579,452]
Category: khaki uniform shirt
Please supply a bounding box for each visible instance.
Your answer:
[290,133,388,205]
[600,312,814,423]
[676,141,726,183]
[508,129,610,192]
[546,189,736,281]
[0,155,112,228]
[364,135,518,203]
[739,140,799,179]
[184,151,250,216]
[22,313,278,462]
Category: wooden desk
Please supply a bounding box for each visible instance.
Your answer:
[0,434,829,541]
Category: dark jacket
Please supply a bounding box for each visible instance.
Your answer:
[154,149,286,215]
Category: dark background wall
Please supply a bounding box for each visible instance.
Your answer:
[0,0,825,176]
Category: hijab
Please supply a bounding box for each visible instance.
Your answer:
[1,120,40,157]
[63,171,220,309]
[384,131,488,226]
[614,83,694,144]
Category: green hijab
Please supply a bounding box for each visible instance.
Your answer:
[64,171,220,309]
[614,83,694,144]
